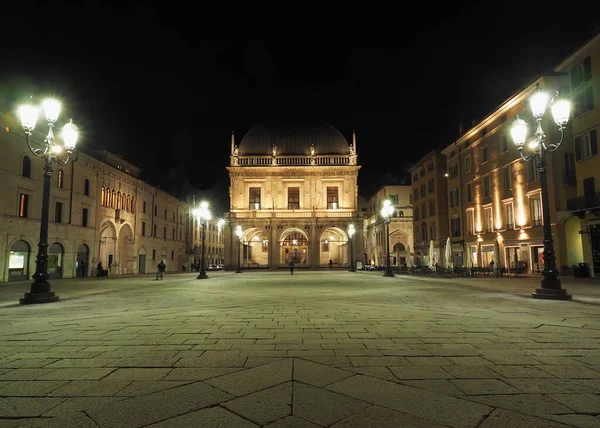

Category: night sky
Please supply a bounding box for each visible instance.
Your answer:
[2,4,599,215]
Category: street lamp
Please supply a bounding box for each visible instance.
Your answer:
[510,83,572,300]
[217,218,225,264]
[235,225,243,273]
[18,98,79,305]
[348,224,356,272]
[380,199,395,277]
[192,201,211,279]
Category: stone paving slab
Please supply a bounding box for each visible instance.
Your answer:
[2,271,600,427]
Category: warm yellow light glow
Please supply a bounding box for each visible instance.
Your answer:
[19,104,38,131]
[217,219,225,229]
[529,89,550,118]
[511,117,528,147]
[51,144,62,154]
[528,139,539,151]
[551,98,571,126]
[42,98,61,122]
[61,120,79,151]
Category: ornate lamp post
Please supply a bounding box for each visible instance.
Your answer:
[348,224,356,272]
[192,201,211,279]
[510,83,572,300]
[235,225,243,273]
[217,218,225,265]
[381,199,395,277]
[18,98,79,305]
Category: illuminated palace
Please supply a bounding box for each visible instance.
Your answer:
[223,121,363,270]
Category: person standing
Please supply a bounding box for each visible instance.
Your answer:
[80,259,86,277]
[289,260,294,275]
[156,260,166,280]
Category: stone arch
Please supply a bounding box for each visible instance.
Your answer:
[118,223,135,274]
[239,227,269,267]
[99,220,118,271]
[279,227,309,265]
[319,227,349,267]
[48,242,65,279]
[7,239,32,281]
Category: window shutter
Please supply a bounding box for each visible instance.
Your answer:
[591,129,597,156]
[575,136,582,160]
[584,56,592,81]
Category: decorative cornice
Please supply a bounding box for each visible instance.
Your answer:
[228,166,360,177]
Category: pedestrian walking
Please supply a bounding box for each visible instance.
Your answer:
[289,260,294,275]
[156,260,166,280]
[329,259,333,269]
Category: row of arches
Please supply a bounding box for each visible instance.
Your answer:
[8,240,90,281]
[101,187,135,213]
[237,226,351,267]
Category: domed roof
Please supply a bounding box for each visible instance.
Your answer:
[238,120,350,156]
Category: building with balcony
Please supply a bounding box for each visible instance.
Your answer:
[0,112,188,282]
[409,151,448,265]
[363,185,413,267]
[557,32,600,276]
[223,120,362,269]
[442,74,575,273]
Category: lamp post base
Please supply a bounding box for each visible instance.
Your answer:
[532,287,572,300]
[383,268,395,277]
[20,291,59,305]
[349,264,356,272]
[197,270,208,279]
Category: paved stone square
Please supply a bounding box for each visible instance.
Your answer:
[1,271,600,427]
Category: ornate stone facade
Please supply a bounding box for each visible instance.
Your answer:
[224,121,363,270]
[0,112,187,282]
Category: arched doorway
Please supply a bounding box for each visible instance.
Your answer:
[118,223,135,275]
[76,244,89,277]
[242,228,269,267]
[319,227,348,267]
[48,242,64,279]
[393,242,406,266]
[99,221,117,272]
[280,229,309,265]
[9,240,31,281]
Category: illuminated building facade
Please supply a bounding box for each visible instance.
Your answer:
[224,121,362,270]
[186,215,225,269]
[558,33,600,276]
[442,74,575,273]
[409,151,448,265]
[363,185,413,267]
[0,112,187,282]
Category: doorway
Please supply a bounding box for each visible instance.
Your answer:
[139,254,146,273]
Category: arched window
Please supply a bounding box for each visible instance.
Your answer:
[57,169,64,188]
[398,210,404,217]
[117,192,121,210]
[111,190,116,208]
[101,186,105,205]
[22,156,31,178]
[84,179,90,196]
[122,194,126,211]
[131,197,135,214]
[127,195,131,212]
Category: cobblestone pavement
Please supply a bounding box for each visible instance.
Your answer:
[1,271,600,427]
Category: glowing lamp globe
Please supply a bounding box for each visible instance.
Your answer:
[42,98,61,123]
[551,99,571,127]
[19,104,38,131]
[511,117,528,148]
